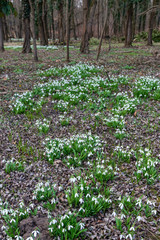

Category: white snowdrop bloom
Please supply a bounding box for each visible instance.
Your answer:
[26,237,33,240]
[68,225,73,230]
[10,218,16,223]
[137,216,144,222]
[151,210,157,215]
[51,198,56,204]
[80,223,85,230]
[75,193,79,198]
[79,198,84,204]
[32,229,40,237]
[112,211,117,217]
[119,203,124,210]
[15,236,24,240]
[130,226,135,231]
[62,229,66,233]
[126,234,133,240]
[69,177,77,183]
[120,235,125,240]
[86,194,91,198]
[121,214,126,220]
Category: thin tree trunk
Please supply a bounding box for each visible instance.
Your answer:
[42,0,48,45]
[51,7,55,41]
[29,0,38,61]
[88,0,97,39]
[0,18,4,52]
[66,0,70,62]
[147,0,154,46]
[96,0,108,61]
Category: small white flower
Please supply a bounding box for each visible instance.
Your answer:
[75,193,79,198]
[130,226,135,231]
[68,225,73,230]
[79,222,85,230]
[121,214,126,220]
[79,198,84,204]
[32,229,40,237]
[119,203,124,210]
[151,210,157,215]
[137,216,143,222]
[126,234,133,240]
[112,211,117,217]
[10,218,16,223]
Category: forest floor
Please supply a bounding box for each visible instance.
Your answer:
[0,41,160,240]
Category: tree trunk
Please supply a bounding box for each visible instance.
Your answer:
[147,0,155,46]
[42,0,48,45]
[3,16,9,42]
[66,0,70,62]
[0,18,4,52]
[88,0,97,39]
[22,18,32,53]
[71,0,77,40]
[58,2,65,43]
[80,0,90,53]
[96,0,108,60]
[125,3,133,47]
[51,7,55,41]
[38,0,48,46]
[29,0,38,61]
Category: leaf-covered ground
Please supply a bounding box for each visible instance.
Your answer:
[0,42,160,240]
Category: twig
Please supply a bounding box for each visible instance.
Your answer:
[140,225,160,240]
[138,5,159,16]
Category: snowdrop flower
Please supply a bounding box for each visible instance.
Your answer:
[137,216,144,222]
[75,193,79,198]
[50,219,57,225]
[112,211,117,217]
[15,236,24,240]
[80,223,85,230]
[151,210,157,215]
[86,194,91,198]
[10,218,16,223]
[130,226,135,231]
[121,214,126,220]
[79,198,84,204]
[26,237,33,240]
[126,234,133,240]
[69,177,77,183]
[120,235,125,240]
[119,203,124,210]
[32,229,40,237]
[68,225,73,230]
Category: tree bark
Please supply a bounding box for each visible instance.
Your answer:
[80,0,90,53]
[147,0,155,46]
[88,0,97,39]
[57,1,65,43]
[125,3,133,47]
[66,0,70,62]
[38,0,48,46]
[22,0,31,53]
[29,0,38,61]
[0,18,4,52]
[96,0,108,60]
